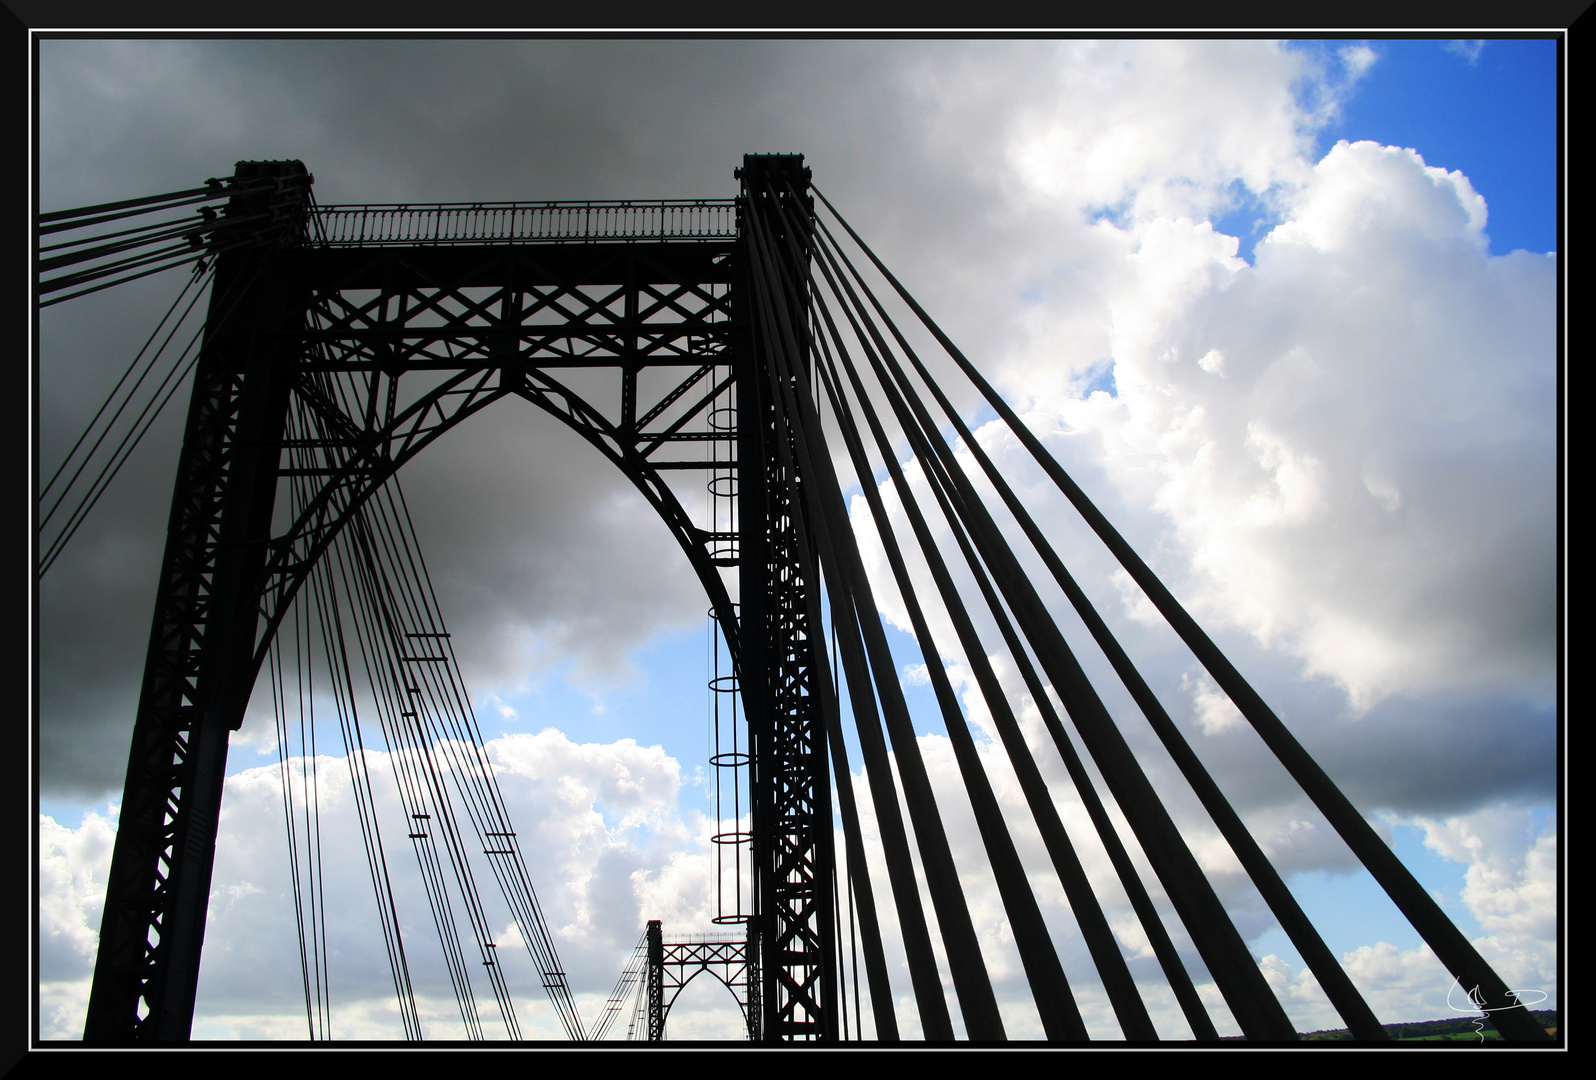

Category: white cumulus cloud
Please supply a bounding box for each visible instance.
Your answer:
[1039,140,1553,707]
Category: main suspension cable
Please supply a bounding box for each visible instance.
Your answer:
[803,190,1297,1039]
[39,248,278,578]
[40,266,207,504]
[808,185,1551,1043]
[37,174,296,306]
[592,930,650,1041]
[281,352,585,1038]
[812,208,1391,1040]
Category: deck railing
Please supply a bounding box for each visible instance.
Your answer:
[307,200,737,246]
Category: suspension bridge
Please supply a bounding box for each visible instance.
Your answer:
[37,154,1549,1044]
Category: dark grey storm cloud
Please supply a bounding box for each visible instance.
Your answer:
[36,38,981,797]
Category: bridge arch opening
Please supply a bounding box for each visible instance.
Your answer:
[659,967,750,1042]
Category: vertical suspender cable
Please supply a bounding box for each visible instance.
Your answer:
[338,505,493,1038]
[269,613,317,1038]
[304,403,487,1038]
[305,533,425,1036]
[286,391,427,1040]
[345,498,522,1040]
[376,479,586,1040]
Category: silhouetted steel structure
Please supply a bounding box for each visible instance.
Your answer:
[49,155,1550,1044]
[644,921,760,1041]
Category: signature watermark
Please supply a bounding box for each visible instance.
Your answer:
[1445,978,1549,1043]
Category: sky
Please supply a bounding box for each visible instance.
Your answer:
[34,37,1560,1043]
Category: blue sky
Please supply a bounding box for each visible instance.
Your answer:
[1213,38,1557,261]
[1324,39,1557,256]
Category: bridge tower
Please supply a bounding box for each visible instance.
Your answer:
[83,155,838,1042]
[734,153,836,1042]
[83,161,316,1040]
[643,920,760,1041]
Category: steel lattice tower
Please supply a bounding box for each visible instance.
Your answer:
[82,155,845,1042]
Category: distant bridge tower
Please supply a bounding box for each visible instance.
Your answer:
[644,920,760,1041]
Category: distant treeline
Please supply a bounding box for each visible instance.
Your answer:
[1296,1009,1559,1042]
